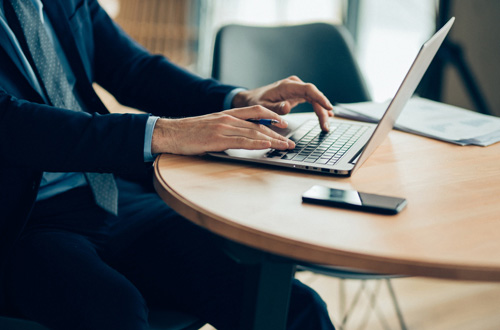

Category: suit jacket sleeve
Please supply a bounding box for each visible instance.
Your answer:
[0,87,150,174]
[0,0,237,175]
[88,0,236,117]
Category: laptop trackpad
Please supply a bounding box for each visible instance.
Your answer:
[224,148,270,159]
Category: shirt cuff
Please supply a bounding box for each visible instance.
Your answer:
[223,88,247,110]
[144,115,160,162]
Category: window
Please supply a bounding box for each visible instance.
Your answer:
[357,0,436,101]
[200,0,436,101]
[104,0,436,102]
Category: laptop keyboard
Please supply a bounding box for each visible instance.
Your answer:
[267,121,369,165]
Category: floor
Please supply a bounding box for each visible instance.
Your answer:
[201,271,500,330]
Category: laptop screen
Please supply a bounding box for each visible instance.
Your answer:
[352,18,455,173]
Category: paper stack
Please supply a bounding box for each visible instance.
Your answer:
[335,97,500,146]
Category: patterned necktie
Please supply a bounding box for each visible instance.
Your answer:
[7,0,118,215]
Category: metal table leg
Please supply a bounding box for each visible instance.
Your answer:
[221,240,296,330]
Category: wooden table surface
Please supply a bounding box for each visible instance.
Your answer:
[154,115,500,282]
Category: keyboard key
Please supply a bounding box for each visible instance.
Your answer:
[282,153,298,160]
[294,155,307,161]
[275,121,367,164]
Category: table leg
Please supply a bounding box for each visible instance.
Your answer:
[221,240,296,330]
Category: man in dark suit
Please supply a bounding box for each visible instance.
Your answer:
[0,0,336,329]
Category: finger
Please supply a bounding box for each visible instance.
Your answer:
[223,126,294,150]
[213,113,294,148]
[214,136,272,151]
[257,124,296,149]
[259,101,288,115]
[263,98,306,115]
[240,124,295,149]
[224,105,288,128]
[313,102,331,132]
[286,75,303,82]
[280,81,334,111]
[213,118,290,143]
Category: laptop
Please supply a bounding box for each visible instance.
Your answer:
[209,18,455,177]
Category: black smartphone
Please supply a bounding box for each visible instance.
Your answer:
[302,185,407,215]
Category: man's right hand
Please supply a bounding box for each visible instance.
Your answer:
[151,105,295,155]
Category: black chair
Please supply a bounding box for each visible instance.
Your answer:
[212,23,371,112]
[0,309,205,330]
[212,23,407,330]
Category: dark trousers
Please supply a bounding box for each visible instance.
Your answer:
[4,178,335,330]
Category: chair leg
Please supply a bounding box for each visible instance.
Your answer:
[339,280,365,328]
[385,279,408,330]
[335,279,407,330]
[339,279,346,323]
[361,280,390,330]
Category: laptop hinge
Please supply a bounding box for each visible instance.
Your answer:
[349,147,364,164]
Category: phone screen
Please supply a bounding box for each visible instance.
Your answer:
[302,185,407,215]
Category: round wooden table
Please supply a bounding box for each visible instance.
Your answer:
[154,115,500,283]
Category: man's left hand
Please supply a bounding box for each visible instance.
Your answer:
[231,75,334,131]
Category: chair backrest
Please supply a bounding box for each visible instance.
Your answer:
[212,23,371,112]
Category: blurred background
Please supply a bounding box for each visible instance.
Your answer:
[98,1,500,329]
[100,0,499,116]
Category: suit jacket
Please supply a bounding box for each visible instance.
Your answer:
[0,0,236,306]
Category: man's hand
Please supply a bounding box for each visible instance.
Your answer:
[231,76,334,131]
[152,106,295,155]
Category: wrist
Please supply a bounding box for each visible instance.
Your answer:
[151,118,178,155]
[231,90,251,108]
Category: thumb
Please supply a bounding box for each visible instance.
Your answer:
[265,99,306,115]
[264,101,289,115]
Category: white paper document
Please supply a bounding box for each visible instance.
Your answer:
[335,97,500,146]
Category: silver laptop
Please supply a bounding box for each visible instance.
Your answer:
[209,18,455,177]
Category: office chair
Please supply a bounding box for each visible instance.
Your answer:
[212,23,371,111]
[0,309,205,330]
[212,23,406,330]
